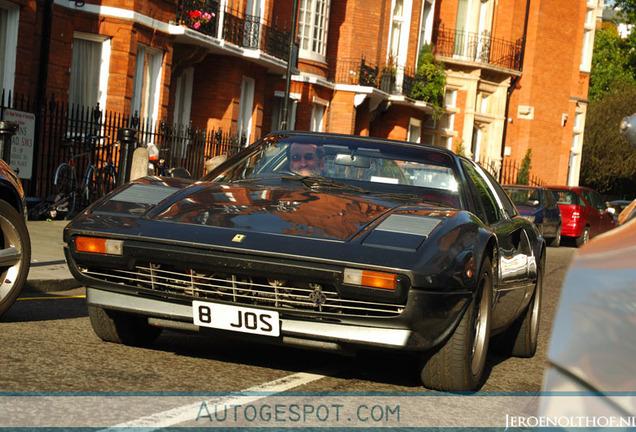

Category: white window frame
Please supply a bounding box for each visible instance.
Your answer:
[69,33,110,111]
[455,0,493,61]
[245,0,264,48]
[387,0,412,90]
[580,4,596,73]
[445,88,457,108]
[310,96,328,132]
[417,0,435,56]
[408,118,421,143]
[173,67,194,127]
[0,1,19,96]
[298,0,330,62]
[131,44,163,127]
[238,76,255,144]
[272,90,299,131]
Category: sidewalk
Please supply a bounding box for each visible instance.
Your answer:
[25,219,80,292]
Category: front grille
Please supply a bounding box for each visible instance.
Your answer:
[82,264,405,317]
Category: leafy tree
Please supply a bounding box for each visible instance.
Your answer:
[589,27,636,101]
[516,148,532,185]
[581,80,636,198]
[410,44,446,118]
[611,0,636,24]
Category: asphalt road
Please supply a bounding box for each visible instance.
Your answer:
[0,245,575,395]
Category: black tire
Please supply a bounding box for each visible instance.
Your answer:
[54,163,77,218]
[420,257,493,391]
[495,257,543,357]
[0,200,32,316]
[88,305,162,346]
[575,226,590,248]
[548,226,561,247]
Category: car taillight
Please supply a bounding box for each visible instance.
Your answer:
[343,268,397,290]
[75,236,123,255]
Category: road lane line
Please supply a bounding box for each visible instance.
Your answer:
[17,295,86,301]
[101,371,326,430]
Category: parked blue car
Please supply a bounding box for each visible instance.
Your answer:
[504,185,562,247]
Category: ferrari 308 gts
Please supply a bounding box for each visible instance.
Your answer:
[63,132,545,391]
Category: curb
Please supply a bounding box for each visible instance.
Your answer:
[25,278,82,293]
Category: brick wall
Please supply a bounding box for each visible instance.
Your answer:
[506,0,588,185]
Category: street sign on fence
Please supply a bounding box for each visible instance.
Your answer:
[4,109,35,180]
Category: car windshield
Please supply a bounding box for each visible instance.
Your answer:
[204,134,462,208]
[505,187,541,208]
[552,189,583,206]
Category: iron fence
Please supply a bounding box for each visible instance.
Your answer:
[328,57,416,97]
[498,158,545,187]
[433,24,523,71]
[1,90,242,202]
[176,0,290,61]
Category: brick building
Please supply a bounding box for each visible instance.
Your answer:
[1,0,600,190]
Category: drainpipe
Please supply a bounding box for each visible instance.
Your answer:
[500,0,531,183]
[31,0,54,196]
[281,0,299,131]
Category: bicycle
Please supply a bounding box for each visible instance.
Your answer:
[53,134,112,219]
[148,146,192,178]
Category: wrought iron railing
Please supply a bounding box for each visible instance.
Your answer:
[176,0,290,61]
[1,90,242,201]
[329,57,417,97]
[433,25,523,71]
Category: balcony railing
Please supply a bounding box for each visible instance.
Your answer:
[330,57,417,98]
[176,0,290,62]
[432,24,523,71]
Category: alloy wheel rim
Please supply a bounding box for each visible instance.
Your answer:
[471,278,489,375]
[0,216,23,300]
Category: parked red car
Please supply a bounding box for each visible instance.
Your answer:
[547,186,616,247]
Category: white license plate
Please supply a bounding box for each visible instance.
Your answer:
[192,301,280,337]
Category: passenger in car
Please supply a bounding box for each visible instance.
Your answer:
[288,143,325,176]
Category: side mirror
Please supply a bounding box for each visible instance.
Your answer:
[620,113,636,148]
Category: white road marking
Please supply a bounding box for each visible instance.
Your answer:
[100,372,326,430]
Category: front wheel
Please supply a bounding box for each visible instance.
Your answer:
[88,305,162,346]
[0,200,31,316]
[420,257,493,391]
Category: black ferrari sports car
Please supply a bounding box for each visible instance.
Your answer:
[63,132,544,391]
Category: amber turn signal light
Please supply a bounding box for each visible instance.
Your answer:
[75,236,123,255]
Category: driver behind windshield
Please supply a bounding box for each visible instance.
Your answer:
[288,143,325,176]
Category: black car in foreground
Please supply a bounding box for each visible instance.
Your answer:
[63,132,545,391]
[0,158,31,316]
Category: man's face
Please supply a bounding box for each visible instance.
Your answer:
[289,143,324,176]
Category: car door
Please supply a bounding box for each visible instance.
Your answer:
[541,187,560,238]
[580,189,609,237]
[460,160,535,331]
[588,189,616,233]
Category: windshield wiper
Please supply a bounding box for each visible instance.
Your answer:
[282,175,370,194]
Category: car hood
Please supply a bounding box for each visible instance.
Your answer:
[88,178,458,243]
